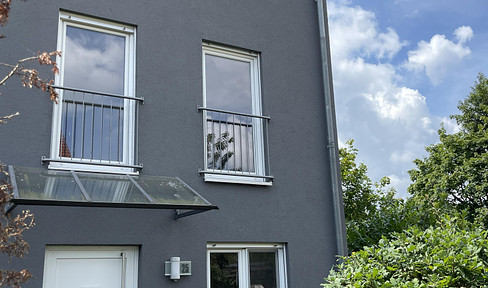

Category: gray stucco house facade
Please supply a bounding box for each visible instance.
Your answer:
[0,0,347,287]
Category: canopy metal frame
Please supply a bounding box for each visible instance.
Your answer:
[7,166,218,220]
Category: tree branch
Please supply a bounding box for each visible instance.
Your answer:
[0,51,61,102]
[0,112,19,124]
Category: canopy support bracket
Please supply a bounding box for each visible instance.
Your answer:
[175,209,208,220]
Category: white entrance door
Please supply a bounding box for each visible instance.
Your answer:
[43,246,138,288]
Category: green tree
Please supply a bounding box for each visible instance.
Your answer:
[340,140,377,222]
[340,140,408,253]
[408,73,488,226]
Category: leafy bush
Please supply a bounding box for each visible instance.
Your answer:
[323,214,488,287]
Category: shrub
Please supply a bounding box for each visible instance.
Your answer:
[323,214,488,287]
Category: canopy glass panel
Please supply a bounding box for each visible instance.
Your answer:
[8,166,218,219]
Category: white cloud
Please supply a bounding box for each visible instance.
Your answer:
[406,26,473,85]
[366,87,428,123]
[328,2,406,61]
[328,1,441,197]
[387,174,412,198]
[64,32,125,94]
[440,116,461,134]
[454,26,474,43]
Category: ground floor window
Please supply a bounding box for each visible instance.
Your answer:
[207,243,287,288]
[42,246,138,288]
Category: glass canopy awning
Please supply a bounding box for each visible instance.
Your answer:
[7,166,218,219]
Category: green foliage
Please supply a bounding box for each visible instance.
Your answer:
[327,74,488,287]
[323,213,488,287]
[340,139,378,222]
[341,140,412,252]
[408,73,488,227]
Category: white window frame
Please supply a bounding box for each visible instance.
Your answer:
[202,43,269,185]
[207,243,288,288]
[42,246,139,288]
[49,12,137,174]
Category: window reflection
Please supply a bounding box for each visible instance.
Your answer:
[59,26,126,162]
[210,253,239,288]
[250,252,277,288]
[64,26,125,94]
[205,54,252,114]
[206,112,255,172]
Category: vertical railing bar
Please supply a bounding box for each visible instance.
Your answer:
[225,114,231,172]
[70,99,76,160]
[242,118,245,174]
[210,112,214,170]
[249,118,257,173]
[120,104,124,162]
[61,101,67,157]
[99,95,103,162]
[218,112,222,170]
[212,113,216,170]
[232,114,236,172]
[247,116,251,174]
[80,92,85,160]
[265,119,271,178]
[249,122,252,168]
[206,114,209,169]
[220,113,229,172]
[118,106,121,162]
[109,97,113,163]
[239,115,243,174]
[90,96,95,160]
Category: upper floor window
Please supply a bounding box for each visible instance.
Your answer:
[200,43,272,185]
[48,12,140,174]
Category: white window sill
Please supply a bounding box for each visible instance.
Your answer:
[48,161,138,175]
[203,173,273,186]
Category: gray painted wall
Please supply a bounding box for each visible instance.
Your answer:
[0,1,343,287]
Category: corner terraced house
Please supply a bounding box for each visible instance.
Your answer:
[0,0,347,287]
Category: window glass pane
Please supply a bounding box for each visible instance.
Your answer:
[205,54,252,114]
[249,252,277,288]
[59,26,126,162]
[210,253,239,288]
[206,113,255,173]
[64,26,125,95]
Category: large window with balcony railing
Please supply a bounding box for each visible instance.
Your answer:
[201,43,272,185]
[47,12,140,174]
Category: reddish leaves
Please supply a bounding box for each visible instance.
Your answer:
[0,0,12,27]
[0,51,61,103]
[0,164,35,287]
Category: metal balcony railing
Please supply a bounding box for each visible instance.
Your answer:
[44,86,143,169]
[198,106,272,180]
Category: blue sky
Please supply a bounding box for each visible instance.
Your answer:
[327,0,488,197]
